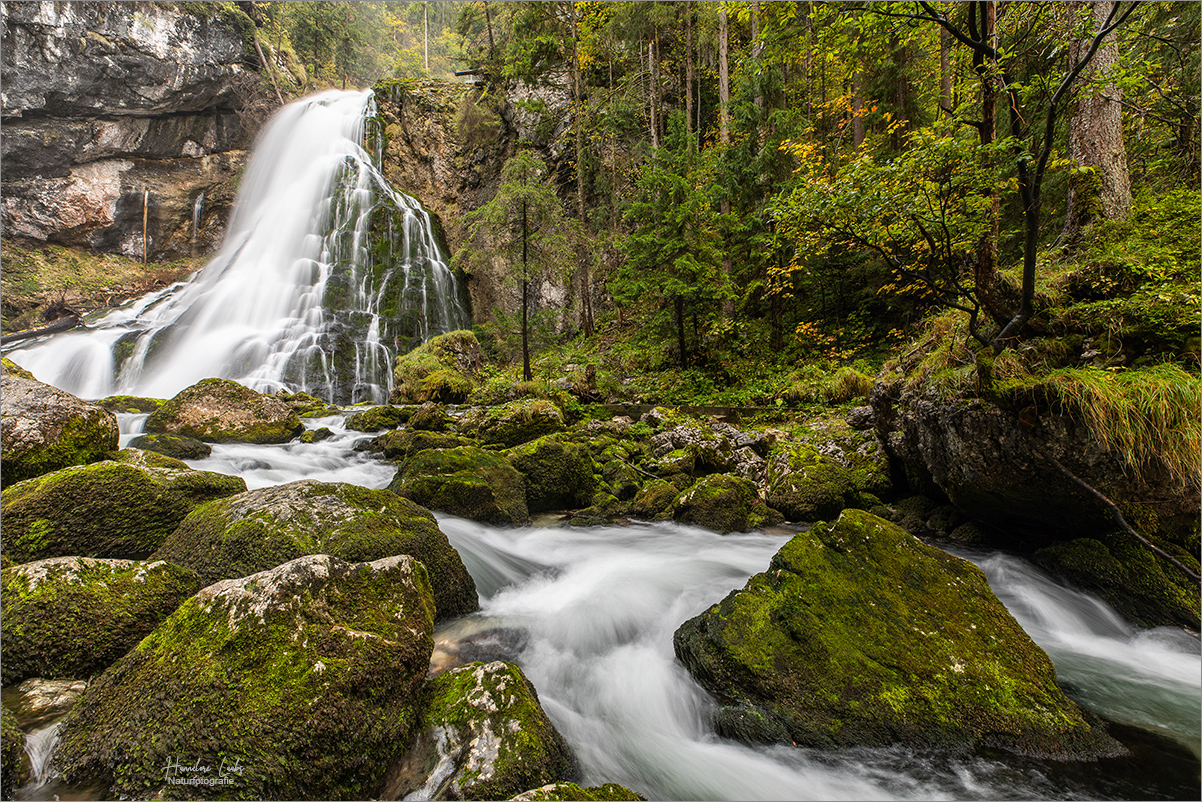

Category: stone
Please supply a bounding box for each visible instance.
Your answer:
[410,401,453,432]
[96,395,166,413]
[673,509,1124,759]
[505,436,596,513]
[1,557,201,685]
[1,707,24,799]
[510,783,644,801]
[5,678,89,730]
[390,447,529,526]
[358,429,477,460]
[298,427,334,444]
[151,480,477,621]
[383,661,576,801]
[1,457,245,563]
[461,399,566,448]
[670,474,781,534]
[346,404,410,432]
[1,357,35,379]
[0,375,119,487]
[53,555,437,800]
[391,330,480,404]
[144,377,303,443]
[127,432,212,459]
[765,432,891,523]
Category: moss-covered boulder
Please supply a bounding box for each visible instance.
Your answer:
[506,436,596,513]
[765,437,891,522]
[53,554,437,800]
[669,474,780,534]
[410,401,452,432]
[632,479,678,519]
[462,399,565,448]
[278,390,340,417]
[347,404,410,432]
[673,509,1122,759]
[1,557,201,685]
[95,395,165,413]
[298,426,335,444]
[359,428,477,460]
[1,706,26,799]
[151,480,477,620]
[1035,535,1200,630]
[391,661,575,800]
[511,783,644,801]
[390,447,529,526]
[1,356,35,380]
[1,459,246,563]
[5,679,88,729]
[391,330,480,404]
[1,376,119,487]
[144,378,303,443]
[127,432,212,459]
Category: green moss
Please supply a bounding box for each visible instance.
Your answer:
[298,427,334,444]
[1,385,120,487]
[409,402,451,432]
[96,395,165,414]
[151,480,478,621]
[346,405,410,432]
[631,480,678,519]
[420,662,575,800]
[1,706,26,799]
[144,378,303,444]
[510,782,643,801]
[127,433,213,460]
[52,555,436,800]
[1,557,201,685]
[360,429,478,460]
[766,438,891,522]
[392,330,480,404]
[464,399,565,448]
[1,357,35,380]
[670,474,770,534]
[1,461,246,563]
[505,436,596,513]
[280,391,340,417]
[420,369,473,404]
[389,447,529,526]
[673,509,1121,759]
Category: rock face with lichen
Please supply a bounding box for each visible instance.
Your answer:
[1,557,201,685]
[1,1,256,259]
[0,455,245,563]
[144,377,303,444]
[383,661,576,801]
[673,508,1123,760]
[0,375,119,487]
[53,554,436,800]
[151,479,477,620]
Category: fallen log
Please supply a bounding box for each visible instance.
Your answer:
[1,315,82,345]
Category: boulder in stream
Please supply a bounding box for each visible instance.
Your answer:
[382,661,576,801]
[53,554,437,800]
[0,375,119,487]
[127,432,212,459]
[0,455,245,563]
[511,783,644,801]
[143,377,303,443]
[1,706,25,799]
[461,399,565,448]
[390,446,529,526]
[506,436,596,513]
[151,479,478,620]
[669,474,782,534]
[1,557,201,685]
[673,509,1124,759]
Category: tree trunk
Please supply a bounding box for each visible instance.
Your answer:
[675,295,688,369]
[1062,0,1132,241]
[719,6,733,318]
[852,71,865,151]
[522,199,531,382]
[972,0,1009,329]
[685,0,694,144]
[939,26,952,113]
[648,40,658,149]
[570,1,593,337]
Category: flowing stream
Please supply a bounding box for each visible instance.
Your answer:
[4,90,468,405]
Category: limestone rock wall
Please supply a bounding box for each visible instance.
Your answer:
[1,1,258,260]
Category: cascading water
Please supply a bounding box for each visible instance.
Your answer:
[4,90,469,404]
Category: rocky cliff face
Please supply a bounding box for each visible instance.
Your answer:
[1,1,259,260]
[374,79,580,331]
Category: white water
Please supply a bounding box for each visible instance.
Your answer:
[23,722,62,788]
[5,90,468,404]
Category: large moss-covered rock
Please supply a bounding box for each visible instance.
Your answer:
[765,436,891,522]
[1,458,246,563]
[96,395,165,414]
[358,428,477,460]
[388,661,575,801]
[669,474,780,534]
[0,375,119,487]
[511,783,644,801]
[631,479,678,519]
[506,436,596,513]
[151,480,477,620]
[144,377,303,443]
[1035,535,1200,630]
[347,404,410,432]
[1,357,35,379]
[390,447,529,526]
[1,707,25,799]
[391,330,480,404]
[673,509,1122,759]
[409,401,452,432]
[462,399,565,448]
[1,557,201,685]
[53,554,437,800]
[127,432,212,459]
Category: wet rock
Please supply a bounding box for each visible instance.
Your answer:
[0,376,119,487]
[1,707,24,798]
[391,330,480,404]
[0,357,35,379]
[411,401,453,432]
[152,479,477,620]
[127,432,212,459]
[461,399,565,448]
[347,404,410,432]
[505,436,596,513]
[144,378,303,444]
[631,480,678,520]
[383,661,575,801]
[1,557,201,685]
[390,446,529,526]
[510,783,644,801]
[95,395,165,414]
[674,509,1125,759]
[670,474,781,534]
[846,405,874,431]
[53,554,437,800]
[1,457,245,563]
[278,390,340,418]
[5,678,89,730]
[298,427,334,444]
[359,428,478,460]
[765,430,891,522]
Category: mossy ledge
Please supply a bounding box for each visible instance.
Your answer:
[673,509,1124,760]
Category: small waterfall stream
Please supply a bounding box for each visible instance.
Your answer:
[4,90,469,404]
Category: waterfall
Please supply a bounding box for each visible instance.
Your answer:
[190,190,204,256]
[4,90,469,404]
